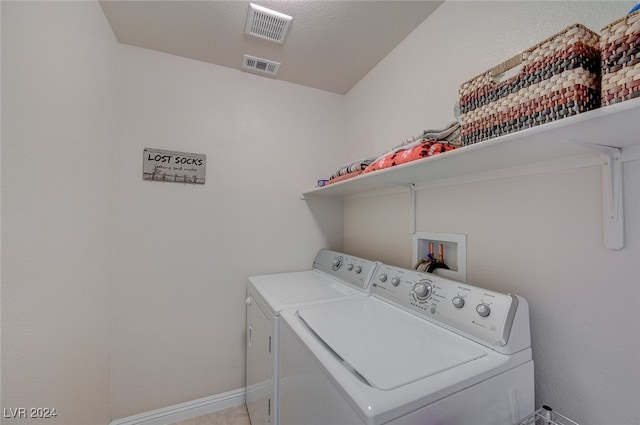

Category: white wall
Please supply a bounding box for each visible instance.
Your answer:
[1,0,4,410]
[344,2,639,424]
[110,45,344,419]
[2,1,344,420]
[1,2,117,424]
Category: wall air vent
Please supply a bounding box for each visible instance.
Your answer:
[245,3,292,44]
[243,54,281,76]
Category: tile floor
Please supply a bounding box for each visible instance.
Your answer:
[170,404,250,425]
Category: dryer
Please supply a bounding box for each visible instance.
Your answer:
[245,249,379,425]
[279,263,535,425]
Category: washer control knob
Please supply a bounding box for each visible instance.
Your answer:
[476,304,491,317]
[245,297,252,306]
[379,273,388,283]
[452,296,465,308]
[347,264,354,271]
[391,277,401,286]
[413,282,432,299]
[354,266,362,274]
[332,257,343,271]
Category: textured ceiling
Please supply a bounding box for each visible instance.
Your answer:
[99,1,443,94]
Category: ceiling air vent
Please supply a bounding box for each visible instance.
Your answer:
[245,3,292,44]
[243,54,281,76]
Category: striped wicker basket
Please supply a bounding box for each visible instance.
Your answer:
[459,24,601,146]
[601,11,640,106]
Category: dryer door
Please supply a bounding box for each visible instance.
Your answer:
[246,293,274,425]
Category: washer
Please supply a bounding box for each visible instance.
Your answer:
[245,249,379,425]
[279,263,535,425]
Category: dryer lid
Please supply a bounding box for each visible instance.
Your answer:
[249,271,363,313]
[297,297,487,390]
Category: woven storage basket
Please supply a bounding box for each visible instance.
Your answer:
[601,11,640,106]
[459,24,601,146]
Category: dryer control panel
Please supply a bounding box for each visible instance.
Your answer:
[371,265,530,354]
[312,249,380,292]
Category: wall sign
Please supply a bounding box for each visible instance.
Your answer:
[143,148,206,184]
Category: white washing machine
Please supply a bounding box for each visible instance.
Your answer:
[245,249,379,425]
[279,263,535,425]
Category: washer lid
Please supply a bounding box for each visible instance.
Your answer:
[297,297,487,390]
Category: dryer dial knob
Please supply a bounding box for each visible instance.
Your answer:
[245,297,252,306]
[476,304,491,317]
[347,264,354,271]
[391,277,401,286]
[452,296,465,308]
[354,266,362,274]
[379,273,388,282]
[413,282,432,299]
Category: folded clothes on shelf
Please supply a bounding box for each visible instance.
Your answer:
[363,139,456,174]
[322,121,459,185]
[329,157,376,179]
[362,121,459,174]
[391,121,461,153]
[325,171,363,185]
[325,157,376,185]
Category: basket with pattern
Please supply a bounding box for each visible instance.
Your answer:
[459,24,601,146]
[601,11,640,106]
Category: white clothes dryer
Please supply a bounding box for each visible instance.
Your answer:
[245,249,379,425]
[279,263,535,425]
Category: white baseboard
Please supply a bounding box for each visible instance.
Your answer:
[110,388,246,425]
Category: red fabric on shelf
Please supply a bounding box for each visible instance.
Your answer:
[363,141,455,174]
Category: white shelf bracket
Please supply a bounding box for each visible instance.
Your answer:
[566,140,624,250]
[408,183,416,235]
